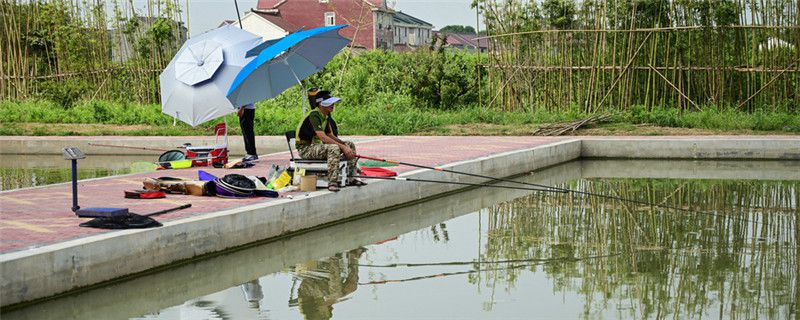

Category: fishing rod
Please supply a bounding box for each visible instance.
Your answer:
[352,176,567,194]
[88,143,172,152]
[357,154,563,192]
[355,154,775,228]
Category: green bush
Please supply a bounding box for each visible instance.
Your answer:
[35,78,90,108]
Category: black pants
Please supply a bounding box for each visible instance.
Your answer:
[239,108,257,156]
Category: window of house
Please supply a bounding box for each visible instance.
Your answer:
[324,12,335,26]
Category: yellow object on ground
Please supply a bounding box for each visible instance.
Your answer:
[169,159,193,169]
[271,171,292,190]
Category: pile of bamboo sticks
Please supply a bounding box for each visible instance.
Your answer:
[532,113,613,136]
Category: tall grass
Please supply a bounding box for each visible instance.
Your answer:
[2,98,798,135]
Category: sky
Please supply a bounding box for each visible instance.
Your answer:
[130,0,482,36]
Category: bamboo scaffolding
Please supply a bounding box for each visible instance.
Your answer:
[477,0,799,113]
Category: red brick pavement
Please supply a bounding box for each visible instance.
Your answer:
[0,136,566,254]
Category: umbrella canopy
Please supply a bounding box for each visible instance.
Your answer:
[226,25,350,107]
[160,25,261,127]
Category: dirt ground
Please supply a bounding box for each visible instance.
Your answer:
[418,123,797,136]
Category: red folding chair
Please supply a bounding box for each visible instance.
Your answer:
[185,122,229,167]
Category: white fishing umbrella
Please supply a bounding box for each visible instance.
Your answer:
[160,25,261,127]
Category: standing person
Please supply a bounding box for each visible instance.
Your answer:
[238,103,258,162]
[295,92,366,192]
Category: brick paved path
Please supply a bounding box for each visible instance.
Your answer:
[0,136,565,253]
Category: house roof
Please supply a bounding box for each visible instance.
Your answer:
[434,32,487,49]
[258,0,383,9]
[393,11,432,27]
[251,9,298,32]
[393,43,416,52]
[218,19,236,28]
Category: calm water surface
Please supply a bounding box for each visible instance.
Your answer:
[3,160,798,319]
[0,155,153,190]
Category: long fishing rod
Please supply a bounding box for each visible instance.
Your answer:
[355,154,775,228]
[357,154,563,192]
[88,143,172,152]
[352,176,566,194]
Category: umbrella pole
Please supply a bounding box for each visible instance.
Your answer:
[234,0,243,28]
[285,61,308,114]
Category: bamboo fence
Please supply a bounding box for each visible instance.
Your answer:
[1,0,185,103]
[478,0,800,112]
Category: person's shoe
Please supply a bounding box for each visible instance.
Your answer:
[346,178,368,187]
[242,154,259,162]
[327,182,340,192]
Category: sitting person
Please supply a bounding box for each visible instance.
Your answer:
[295,92,365,192]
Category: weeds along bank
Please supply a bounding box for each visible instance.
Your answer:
[2,98,799,136]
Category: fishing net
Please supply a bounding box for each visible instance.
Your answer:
[158,150,186,162]
[221,174,256,191]
[78,204,191,229]
[79,214,163,229]
[358,160,398,167]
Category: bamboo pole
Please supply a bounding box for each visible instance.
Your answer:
[647,63,700,111]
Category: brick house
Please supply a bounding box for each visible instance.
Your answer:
[255,0,432,50]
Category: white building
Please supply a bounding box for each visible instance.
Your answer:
[392,11,433,50]
[218,8,297,41]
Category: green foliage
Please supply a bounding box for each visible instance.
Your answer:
[305,49,487,110]
[542,0,577,29]
[632,0,671,27]
[4,98,797,136]
[440,25,477,34]
[34,79,91,108]
[624,105,800,131]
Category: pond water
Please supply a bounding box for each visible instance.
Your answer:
[3,160,798,320]
[0,155,152,191]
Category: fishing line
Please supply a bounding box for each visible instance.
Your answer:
[353,176,566,193]
[356,155,792,230]
[357,253,620,286]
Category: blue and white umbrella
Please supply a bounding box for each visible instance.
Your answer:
[226,25,350,109]
[160,25,261,127]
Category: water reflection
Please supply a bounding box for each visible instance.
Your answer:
[478,179,797,319]
[0,154,154,190]
[292,248,366,320]
[0,167,130,190]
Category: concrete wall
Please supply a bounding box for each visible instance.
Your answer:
[582,137,800,159]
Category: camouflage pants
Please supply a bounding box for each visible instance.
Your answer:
[298,141,358,184]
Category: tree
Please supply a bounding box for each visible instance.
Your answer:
[439,25,477,34]
[542,0,576,30]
